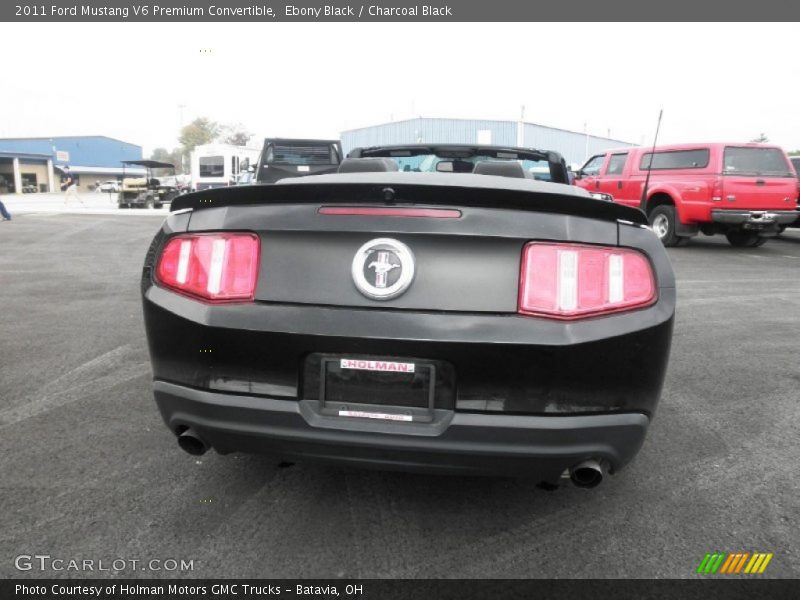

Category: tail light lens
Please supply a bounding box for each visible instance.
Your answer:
[712,176,724,202]
[518,242,656,319]
[156,233,260,302]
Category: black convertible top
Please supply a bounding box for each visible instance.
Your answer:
[349,143,569,184]
[350,143,556,162]
[170,172,647,225]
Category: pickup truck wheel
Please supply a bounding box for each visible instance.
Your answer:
[649,205,686,247]
[725,231,767,247]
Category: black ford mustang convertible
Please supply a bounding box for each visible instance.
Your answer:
[141,144,675,488]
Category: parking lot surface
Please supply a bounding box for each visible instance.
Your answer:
[1,213,798,578]
[0,192,169,217]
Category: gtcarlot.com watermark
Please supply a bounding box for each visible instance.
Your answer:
[14,554,194,573]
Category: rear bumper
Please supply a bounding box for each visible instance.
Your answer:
[711,209,798,227]
[154,380,650,479]
[143,285,674,417]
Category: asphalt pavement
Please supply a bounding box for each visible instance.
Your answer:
[0,212,798,579]
[0,192,170,217]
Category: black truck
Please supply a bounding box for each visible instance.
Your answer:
[255,138,343,184]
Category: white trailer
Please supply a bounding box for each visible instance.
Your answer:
[190,143,260,191]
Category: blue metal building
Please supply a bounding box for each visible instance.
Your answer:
[341,118,633,167]
[0,135,143,193]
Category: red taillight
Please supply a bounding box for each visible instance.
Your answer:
[518,242,656,320]
[156,233,260,302]
[712,176,724,202]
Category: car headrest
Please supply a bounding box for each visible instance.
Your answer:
[338,157,399,173]
[452,159,475,173]
[473,160,527,179]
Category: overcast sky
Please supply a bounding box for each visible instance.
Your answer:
[1,22,798,155]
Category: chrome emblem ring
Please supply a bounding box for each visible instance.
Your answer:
[351,238,415,300]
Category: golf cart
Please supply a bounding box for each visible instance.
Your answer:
[118,160,179,209]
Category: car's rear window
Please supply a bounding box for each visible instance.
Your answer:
[267,144,340,166]
[788,156,799,177]
[639,149,710,171]
[723,147,792,177]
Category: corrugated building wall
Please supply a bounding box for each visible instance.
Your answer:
[342,118,633,166]
[0,136,142,168]
[0,135,144,191]
[521,123,632,165]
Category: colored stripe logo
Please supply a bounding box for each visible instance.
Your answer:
[697,552,773,574]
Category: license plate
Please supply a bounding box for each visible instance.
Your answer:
[339,358,415,373]
[320,356,436,421]
[337,410,413,422]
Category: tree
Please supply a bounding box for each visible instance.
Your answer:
[150,147,172,163]
[788,150,800,156]
[149,147,186,174]
[165,117,254,175]
[178,118,220,153]
[750,133,769,143]
[220,123,252,146]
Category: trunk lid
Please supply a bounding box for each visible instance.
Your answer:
[253,230,525,312]
[177,178,629,313]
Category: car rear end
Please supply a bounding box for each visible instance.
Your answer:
[790,156,800,177]
[710,144,798,234]
[787,156,800,228]
[141,174,675,487]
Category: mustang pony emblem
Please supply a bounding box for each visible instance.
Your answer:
[368,252,401,288]
[352,238,415,300]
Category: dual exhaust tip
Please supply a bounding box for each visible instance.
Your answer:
[175,429,609,489]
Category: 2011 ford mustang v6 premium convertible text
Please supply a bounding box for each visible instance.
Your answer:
[141,145,675,489]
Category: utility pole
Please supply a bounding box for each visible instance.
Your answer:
[584,122,589,161]
[178,104,187,173]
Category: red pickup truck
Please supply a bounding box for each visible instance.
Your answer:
[574,143,799,247]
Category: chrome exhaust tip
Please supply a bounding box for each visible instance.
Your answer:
[569,459,607,488]
[177,428,209,456]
